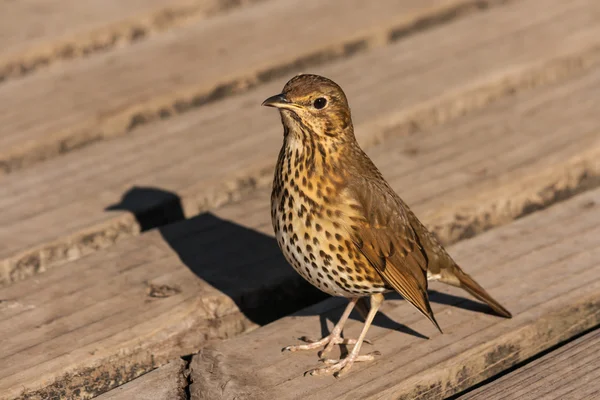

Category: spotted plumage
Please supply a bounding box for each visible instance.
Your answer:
[263,74,511,377]
[271,131,387,297]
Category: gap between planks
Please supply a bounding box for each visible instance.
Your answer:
[95,359,189,400]
[0,0,269,84]
[455,328,600,400]
[188,188,600,400]
[2,0,600,286]
[0,66,599,399]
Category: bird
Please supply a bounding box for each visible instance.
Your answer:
[262,74,512,377]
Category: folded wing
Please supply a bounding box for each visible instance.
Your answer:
[343,176,442,333]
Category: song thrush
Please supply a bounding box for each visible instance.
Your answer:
[263,74,511,377]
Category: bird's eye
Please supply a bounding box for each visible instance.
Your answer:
[313,97,327,109]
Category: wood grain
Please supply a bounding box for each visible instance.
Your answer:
[0,69,598,399]
[95,359,188,400]
[458,329,600,400]
[0,0,497,172]
[3,0,600,285]
[189,188,600,400]
[0,0,266,82]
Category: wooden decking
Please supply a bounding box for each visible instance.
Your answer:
[0,0,598,399]
[457,329,600,400]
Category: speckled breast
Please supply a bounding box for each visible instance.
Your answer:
[270,149,389,298]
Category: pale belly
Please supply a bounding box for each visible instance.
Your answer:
[271,193,389,298]
[275,225,347,296]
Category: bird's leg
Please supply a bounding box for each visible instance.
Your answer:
[307,293,384,378]
[283,298,364,356]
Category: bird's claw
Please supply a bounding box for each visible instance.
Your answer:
[306,351,381,377]
[282,332,369,354]
[282,336,330,352]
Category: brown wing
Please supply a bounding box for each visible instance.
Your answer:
[343,177,442,333]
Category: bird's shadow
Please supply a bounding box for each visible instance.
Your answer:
[106,186,498,338]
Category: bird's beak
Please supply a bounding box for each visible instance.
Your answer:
[261,93,298,110]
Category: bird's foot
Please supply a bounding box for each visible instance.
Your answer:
[305,351,381,378]
[282,333,371,358]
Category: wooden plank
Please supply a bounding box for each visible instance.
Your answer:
[458,329,600,400]
[188,188,600,400]
[3,0,600,286]
[0,0,498,172]
[1,68,599,400]
[95,359,188,400]
[0,0,266,82]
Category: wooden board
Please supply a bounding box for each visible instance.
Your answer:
[1,69,599,399]
[458,329,600,400]
[95,359,188,400]
[188,188,600,400]
[0,0,493,172]
[3,0,600,286]
[0,0,265,82]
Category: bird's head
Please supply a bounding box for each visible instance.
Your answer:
[262,74,354,142]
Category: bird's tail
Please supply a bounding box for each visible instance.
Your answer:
[441,265,512,318]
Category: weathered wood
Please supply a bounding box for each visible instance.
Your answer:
[95,359,188,400]
[1,69,599,399]
[458,329,600,400]
[0,0,266,82]
[0,0,499,172]
[3,0,600,285]
[189,189,600,400]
